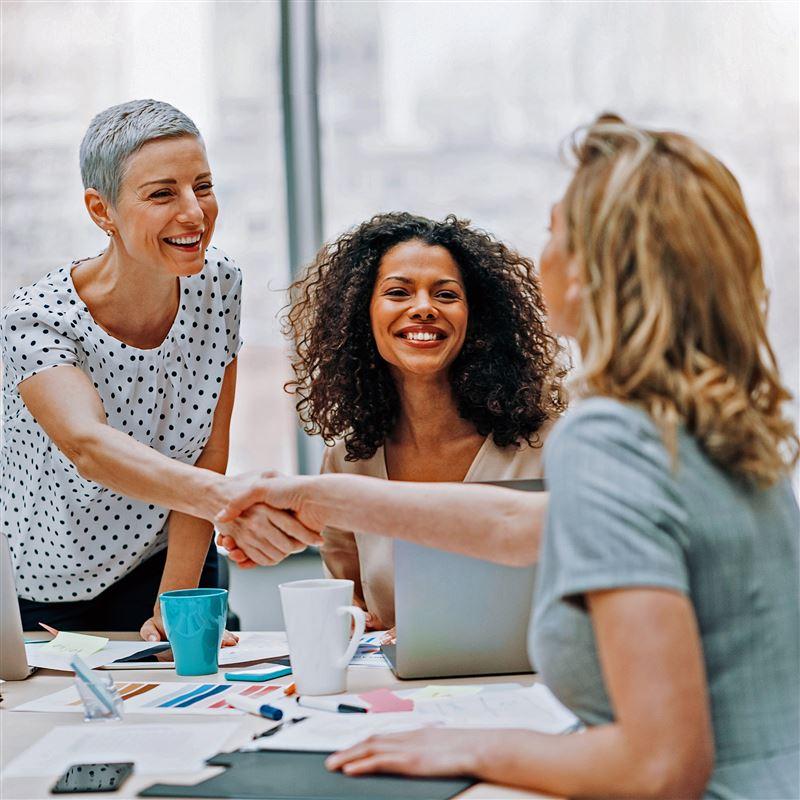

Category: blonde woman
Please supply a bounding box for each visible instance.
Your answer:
[219,116,799,798]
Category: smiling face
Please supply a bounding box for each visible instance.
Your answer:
[369,240,469,380]
[539,202,583,338]
[105,135,218,277]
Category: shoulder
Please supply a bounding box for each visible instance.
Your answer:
[545,397,677,504]
[547,397,662,457]
[2,267,75,334]
[179,247,242,316]
[203,246,242,293]
[4,266,73,311]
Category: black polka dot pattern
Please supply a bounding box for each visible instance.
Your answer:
[1,246,242,602]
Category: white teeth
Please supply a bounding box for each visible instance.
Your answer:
[165,234,202,246]
[403,332,440,341]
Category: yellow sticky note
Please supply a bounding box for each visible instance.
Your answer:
[40,632,109,657]
[409,685,483,700]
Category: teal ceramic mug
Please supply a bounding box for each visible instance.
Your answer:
[159,588,228,676]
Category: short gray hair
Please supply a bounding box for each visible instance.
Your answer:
[79,99,201,205]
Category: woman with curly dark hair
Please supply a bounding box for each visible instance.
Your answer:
[284,212,566,630]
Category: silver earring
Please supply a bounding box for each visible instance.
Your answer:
[106,229,114,237]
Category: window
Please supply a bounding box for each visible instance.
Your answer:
[1,0,296,474]
[317,1,798,420]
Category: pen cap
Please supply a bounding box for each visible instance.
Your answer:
[259,704,284,721]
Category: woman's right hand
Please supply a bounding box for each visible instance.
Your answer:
[216,532,256,568]
[215,501,322,567]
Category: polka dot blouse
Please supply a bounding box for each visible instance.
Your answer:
[1,246,242,602]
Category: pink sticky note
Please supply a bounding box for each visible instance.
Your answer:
[358,688,414,713]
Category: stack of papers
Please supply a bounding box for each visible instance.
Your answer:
[2,723,240,777]
[24,631,289,673]
[348,634,389,668]
[245,683,580,752]
[25,637,154,672]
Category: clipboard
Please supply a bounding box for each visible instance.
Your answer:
[139,750,473,799]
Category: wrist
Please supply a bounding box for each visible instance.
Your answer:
[469,730,503,779]
[193,470,233,521]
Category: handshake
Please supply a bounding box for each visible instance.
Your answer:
[213,471,326,569]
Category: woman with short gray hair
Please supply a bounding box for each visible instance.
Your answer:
[1,99,319,640]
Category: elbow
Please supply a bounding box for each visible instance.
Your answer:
[62,429,106,482]
[492,509,540,567]
[638,743,714,800]
[496,543,538,568]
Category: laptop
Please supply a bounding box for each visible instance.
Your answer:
[382,478,545,680]
[1,534,36,680]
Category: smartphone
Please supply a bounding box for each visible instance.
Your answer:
[224,664,292,681]
[51,762,134,794]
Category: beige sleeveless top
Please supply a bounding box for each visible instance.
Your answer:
[320,429,550,628]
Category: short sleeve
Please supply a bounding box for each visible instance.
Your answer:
[216,254,243,364]
[2,302,80,387]
[542,399,690,602]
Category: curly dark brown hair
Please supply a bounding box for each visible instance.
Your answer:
[284,212,568,461]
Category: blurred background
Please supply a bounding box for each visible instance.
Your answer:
[2,1,798,626]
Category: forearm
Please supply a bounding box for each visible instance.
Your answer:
[69,422,229,521]
[157,513,215,596]
[474,725,697,800]
[303,474,544,566]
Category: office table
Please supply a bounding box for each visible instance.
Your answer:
[1,632,556,800]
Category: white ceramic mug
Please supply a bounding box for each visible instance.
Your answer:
[279,578,366,695]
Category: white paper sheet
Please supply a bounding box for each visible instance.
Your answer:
[217,631,289,665]
[25,640,152,672]
[100,631,290,670]
[244,713,431,752]
[410,684,581,733]
[249,684,580,752]
[2,723,240,777]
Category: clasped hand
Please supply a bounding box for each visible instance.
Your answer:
[214,473,323,568]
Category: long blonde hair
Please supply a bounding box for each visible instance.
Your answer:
[563,115,797,486]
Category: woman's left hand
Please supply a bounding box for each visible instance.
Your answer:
[325,728,483,777]
[139,611,239,647]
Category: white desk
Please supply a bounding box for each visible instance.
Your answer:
[1,633,554,800]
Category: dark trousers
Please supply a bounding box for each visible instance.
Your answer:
[18,544,219,633]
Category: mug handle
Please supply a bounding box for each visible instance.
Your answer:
[334,605,367,669]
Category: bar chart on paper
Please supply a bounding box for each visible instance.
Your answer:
[13,681,284,715]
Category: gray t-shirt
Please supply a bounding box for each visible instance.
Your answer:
[530,398,799,800]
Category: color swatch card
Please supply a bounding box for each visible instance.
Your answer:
[12,681,284,716]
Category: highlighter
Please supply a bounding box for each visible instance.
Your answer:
[225,692,284,721]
